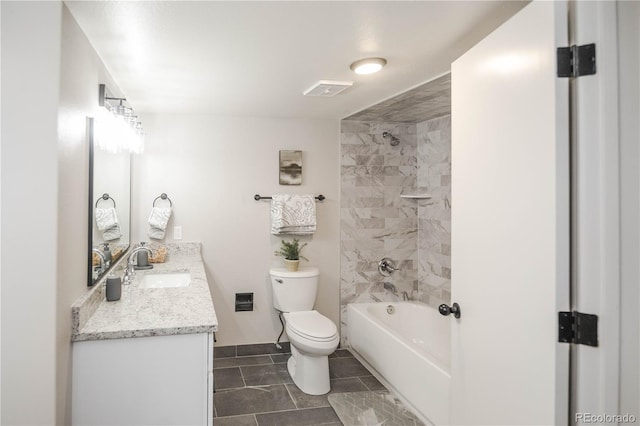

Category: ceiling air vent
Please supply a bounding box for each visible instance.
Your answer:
[303,80,354,97]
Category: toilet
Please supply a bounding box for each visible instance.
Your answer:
[270,266,339,395]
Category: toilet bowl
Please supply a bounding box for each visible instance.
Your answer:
[270,267,339,395]
[283,310,339,395]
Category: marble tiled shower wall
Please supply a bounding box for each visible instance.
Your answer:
[339,116,451,346]
[417,115,452,309]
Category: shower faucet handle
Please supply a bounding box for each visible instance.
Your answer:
[378,258,399,277]
[439,302,461,319]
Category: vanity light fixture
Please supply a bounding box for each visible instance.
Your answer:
[349,57,387,75]
[98,84,144,154]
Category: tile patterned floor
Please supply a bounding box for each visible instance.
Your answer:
[213,343,388,426]
[328,391,425,426]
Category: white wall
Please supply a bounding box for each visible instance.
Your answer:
[1,2,62,424]
[132,115,340,346]
[57,5,127,424]
[1,3,129,424]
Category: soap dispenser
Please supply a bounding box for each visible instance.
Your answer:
[105,273,121,302]
[102,243,112,267]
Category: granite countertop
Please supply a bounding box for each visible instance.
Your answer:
[72,243,218,342]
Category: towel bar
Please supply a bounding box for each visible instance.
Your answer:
[254,194,325,201]
[95,193,116,208]
[153,193,173,207]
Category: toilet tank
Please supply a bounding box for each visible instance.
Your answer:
[270,267,319,312]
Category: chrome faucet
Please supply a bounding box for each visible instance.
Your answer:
[92,248,107,275]
[123,245,152,285]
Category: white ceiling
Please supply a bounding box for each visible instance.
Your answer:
[65,1,527,119]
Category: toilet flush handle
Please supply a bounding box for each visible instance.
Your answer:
[275,279,283,283]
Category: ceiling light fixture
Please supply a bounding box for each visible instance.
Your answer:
[350,57,387,75]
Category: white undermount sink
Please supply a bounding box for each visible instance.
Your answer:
[139,272,191,289]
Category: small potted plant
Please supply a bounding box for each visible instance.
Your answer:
[275,238,308,272]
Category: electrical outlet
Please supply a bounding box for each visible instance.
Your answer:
[174,225,182,240]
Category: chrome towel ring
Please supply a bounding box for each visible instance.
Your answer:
[153,193,172,207]
[95,193,116,208]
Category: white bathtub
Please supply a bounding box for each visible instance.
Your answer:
[348,302,451,425]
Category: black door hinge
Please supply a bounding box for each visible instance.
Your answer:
[557,43,596,78]
[558,311,598,346]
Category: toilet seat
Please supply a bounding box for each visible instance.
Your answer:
[284,311,338,342]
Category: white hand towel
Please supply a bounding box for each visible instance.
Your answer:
[95,208,119,231]
[148,207,172,240]
[148,207,172,229]
[271,194,316,235]
[102,224,122,241]
[148,226,166,240]
[95,207,122,241]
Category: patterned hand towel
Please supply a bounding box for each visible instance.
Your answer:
[271,194,316,235]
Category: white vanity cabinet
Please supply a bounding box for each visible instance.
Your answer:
[72,332,214,425]
[71,246,217,425]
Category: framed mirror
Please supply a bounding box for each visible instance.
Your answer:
[87,117,131,285]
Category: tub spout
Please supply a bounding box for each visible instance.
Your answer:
[382,282,398,296]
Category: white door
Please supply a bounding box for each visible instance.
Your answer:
[450,1,570,424]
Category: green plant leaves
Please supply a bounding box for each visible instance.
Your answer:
[274,238,308,261]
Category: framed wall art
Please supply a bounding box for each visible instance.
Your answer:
[279,150,302,185]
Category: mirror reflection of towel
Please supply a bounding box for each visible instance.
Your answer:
[102,226,122,241]
[148,207,172,240]
[95,208,121,241]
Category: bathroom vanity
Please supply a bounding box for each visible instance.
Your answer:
[71,243,217,426]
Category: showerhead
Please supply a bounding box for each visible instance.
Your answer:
[382,131,400,146]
